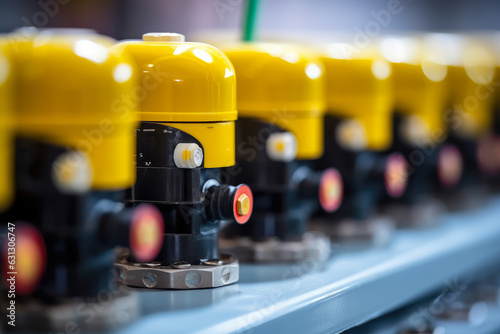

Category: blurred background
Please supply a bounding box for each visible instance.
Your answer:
[1,0,500,41]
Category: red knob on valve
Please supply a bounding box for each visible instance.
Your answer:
[438,144,463,189]
[2,223,46,296]
[384,153,409,198]
[477,135,500,176]
[129,205,165,262]
[318,168,343,213]
[232,184,253,225]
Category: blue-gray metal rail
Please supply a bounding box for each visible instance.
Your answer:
[117,197,500,334]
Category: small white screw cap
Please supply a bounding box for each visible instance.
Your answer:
[142,32,185,43]
[174,143,203,169]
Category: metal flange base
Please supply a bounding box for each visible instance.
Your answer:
[383,198,445,228]
[115,253,239,289]
[3,292,138,332]
[440,187,488,212]
[310,216,395,248]
[219,231,331,263]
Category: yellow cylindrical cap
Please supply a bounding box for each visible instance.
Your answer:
[0,38,13,210]
[378,35,448,144]
[8,28,138,190]
[112,33,237,168]
[426,33,496,138]
[319,43,393,151]
[223,43,325,160]
[479,33,500,124]
[493,34,500,109]
[113,34,237,123]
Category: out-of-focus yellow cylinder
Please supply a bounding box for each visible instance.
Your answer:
[0,38,13,210]
[320,43,393,151]
[379,35,448,145]
[8,29,138,190]
[223,43,325,160]
[112,33,237,168]
[485,33,500,123]
[426,33,496,139]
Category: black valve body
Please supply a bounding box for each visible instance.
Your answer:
[314,114,390,221]
[446,133,480,189]
[223,117,320,242]
[127,122,237,265]
[0,137,125,303]
[480,105,500,189]
[388,112,445,203]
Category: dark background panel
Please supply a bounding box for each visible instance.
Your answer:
[1,0,499,40]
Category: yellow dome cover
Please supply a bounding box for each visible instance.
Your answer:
[319,43,393,151]
[110,33,237,168]
[224,43,325,160]
[0,38,13,210]
[378,35,449,142]
[426,33,496,138]
[112,34,237,122]
[8,28,138,190]
[223,43,324,116]
[491,33,500,109]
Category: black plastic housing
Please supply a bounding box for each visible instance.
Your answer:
[314,114,391,220]
[223,117,323,242]
[0,137,133,302]
[127,122,244,265]
[387,112,444,204]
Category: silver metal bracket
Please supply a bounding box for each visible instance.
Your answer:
[219,231,331,263]
[115,253,239,289]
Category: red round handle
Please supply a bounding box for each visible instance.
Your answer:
[233,184,253,224]
[3,223,46,296]
[130,205,164,262]
[438,144,463,188]
[318,168,343,213]
[384,153,408,198]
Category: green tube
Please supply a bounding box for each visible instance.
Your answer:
[243,0,260,42]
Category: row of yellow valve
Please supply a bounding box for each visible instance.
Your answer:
[0,29,499,210]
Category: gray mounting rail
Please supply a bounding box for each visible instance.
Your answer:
[116,197,500,334]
